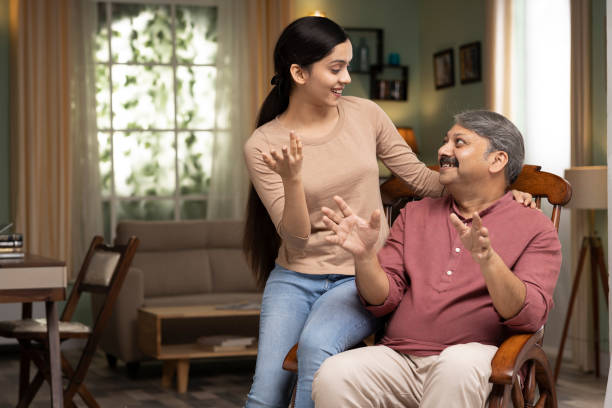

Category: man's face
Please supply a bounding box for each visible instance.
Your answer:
[437,124,493,186]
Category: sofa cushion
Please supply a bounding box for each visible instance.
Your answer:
[134,250,213,297]
[208,249,257,293]
[116,220,244,251]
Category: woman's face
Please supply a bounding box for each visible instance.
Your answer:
[299,39,352,107]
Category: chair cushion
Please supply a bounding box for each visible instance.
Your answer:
[84,251,120,286]
[0,318,91,335]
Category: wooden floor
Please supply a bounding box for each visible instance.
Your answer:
[0,345,606,407]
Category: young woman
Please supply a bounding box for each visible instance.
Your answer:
[243,16,531,408]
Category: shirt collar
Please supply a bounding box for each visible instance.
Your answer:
[448,191,514,222]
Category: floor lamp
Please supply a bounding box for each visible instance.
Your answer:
[554,166,609,383]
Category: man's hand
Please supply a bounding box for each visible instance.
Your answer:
[262,131,303,180]
[322,196,381,258]
[449,212,493,264]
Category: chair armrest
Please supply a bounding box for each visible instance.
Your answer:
[282,343,299,373]
[490,327,544,384]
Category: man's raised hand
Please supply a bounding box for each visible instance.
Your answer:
[262,131,303,180]
[321,196,381,257]
[449,212,493,264]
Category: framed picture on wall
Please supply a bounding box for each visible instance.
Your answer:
[433,48,454,89]
[459,42,482,84]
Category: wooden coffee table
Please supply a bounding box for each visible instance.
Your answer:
[138,304,260,393]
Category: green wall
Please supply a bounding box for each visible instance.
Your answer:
[0,0,10,225]
[418,0,486,164]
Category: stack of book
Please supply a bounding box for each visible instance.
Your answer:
[0,233,24,259]
[196,335,256,352]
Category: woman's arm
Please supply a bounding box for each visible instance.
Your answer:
[261,132,310,240]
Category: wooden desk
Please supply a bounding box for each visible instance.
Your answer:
[0,255,67,408]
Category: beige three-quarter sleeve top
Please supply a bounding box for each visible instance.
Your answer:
[244,96,443,276]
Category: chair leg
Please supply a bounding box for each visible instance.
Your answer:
[75,383,100,408]
[18,340,31,401]
[105,353,117,369]
[16,371,45,408]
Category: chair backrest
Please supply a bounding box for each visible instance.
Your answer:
[508,164,572,230]
[380,164,572,229]
[61,235,139,323]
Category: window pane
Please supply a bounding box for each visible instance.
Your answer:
[175,6,217,65]
[95,3,109,62]
[102,200,112,242]
[176,66,216,129]
[180,200,207,219]
[178,131,212,194]
[112,65,174,130]
[117,199,174,221]
[98,132,112,196]
[111,3,172,64]
[113,131,175,197]
[96,64,111,130]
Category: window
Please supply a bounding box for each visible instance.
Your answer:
[95,1,219,240]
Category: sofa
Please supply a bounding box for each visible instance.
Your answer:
[93,219,261,372]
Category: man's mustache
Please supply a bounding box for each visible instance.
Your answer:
[439,155,459,167]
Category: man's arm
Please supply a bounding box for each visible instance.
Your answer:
[321,196,389,305]
[449,212,526,319]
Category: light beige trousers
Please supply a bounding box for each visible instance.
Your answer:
[312,343,498,408]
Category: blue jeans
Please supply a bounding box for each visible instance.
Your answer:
[245,265,380,408]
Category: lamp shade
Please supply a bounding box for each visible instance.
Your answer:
[563,166,607,209]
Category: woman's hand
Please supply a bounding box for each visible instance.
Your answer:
[511,190,537,208]
[262,131,303,181]
[322,196,381,258]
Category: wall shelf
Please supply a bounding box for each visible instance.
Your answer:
[369,65,408,101]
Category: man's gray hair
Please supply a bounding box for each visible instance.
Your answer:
[454,110,525,184]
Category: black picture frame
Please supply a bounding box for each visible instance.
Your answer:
[343,27,383,74]
[459,42,482,84]
[433,48,454,89]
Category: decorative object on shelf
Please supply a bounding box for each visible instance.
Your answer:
[555,166,609,382]
[344,27,383,73]
[459,41,482,84]
[356,37,370,72]
[370,65,408,101]
[388,52,400,66]
[433,48,455,89]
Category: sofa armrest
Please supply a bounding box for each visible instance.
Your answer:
[92,266,145,363]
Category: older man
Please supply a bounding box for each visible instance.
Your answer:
[312,111,561,407]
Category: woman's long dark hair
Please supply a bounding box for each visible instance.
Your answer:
[243,17,348,289]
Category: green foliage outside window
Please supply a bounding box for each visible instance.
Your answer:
[95,2,218,236]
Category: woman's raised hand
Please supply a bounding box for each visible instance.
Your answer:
[262,131,303,180]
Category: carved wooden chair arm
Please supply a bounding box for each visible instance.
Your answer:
[489,327,557,408]
[282,343,299,373]
[490,328,544,385]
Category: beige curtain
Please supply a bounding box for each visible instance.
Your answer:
[569,0,594,372]
[484,0,514,117]
[203,0,290,220]
[246,0,293,117]
[10,0,102,276]
[206,0,291,219]
[10,0,73,267]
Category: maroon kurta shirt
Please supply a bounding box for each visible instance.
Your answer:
[366,191,562,357]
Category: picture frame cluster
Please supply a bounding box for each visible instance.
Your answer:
[433,41,481,90]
